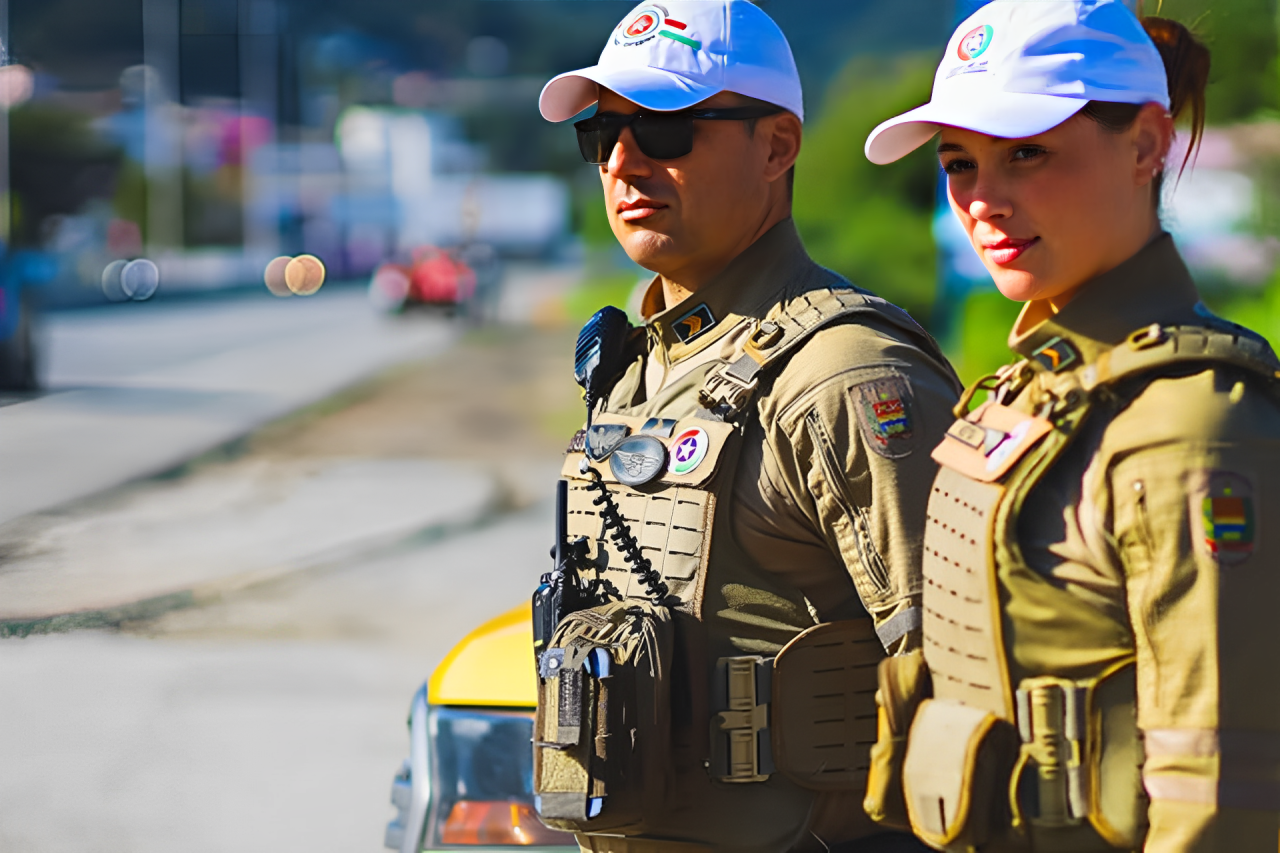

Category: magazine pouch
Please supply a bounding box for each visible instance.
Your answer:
[903,698,1021,851]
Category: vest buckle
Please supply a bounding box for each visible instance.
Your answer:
[709,656,774,783]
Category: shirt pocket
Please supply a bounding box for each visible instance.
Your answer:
[805,407,892,602]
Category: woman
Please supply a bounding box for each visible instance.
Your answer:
[860,2,1280,851]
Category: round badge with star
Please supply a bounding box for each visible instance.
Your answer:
[668,427,709,475]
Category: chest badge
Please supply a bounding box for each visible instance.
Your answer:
[585,423,631,461]
[610,435,667,486]
[668,427,710,475]
[673,304,715,343]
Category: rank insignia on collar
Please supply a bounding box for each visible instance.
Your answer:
[673,303,715,343]
[1031,336,1080,373]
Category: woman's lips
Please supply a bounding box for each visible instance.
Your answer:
[617,198,667,222]
[983,236,1039,266]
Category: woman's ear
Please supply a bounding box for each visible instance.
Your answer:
[1131,101,1175,187]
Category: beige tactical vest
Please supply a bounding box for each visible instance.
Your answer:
[904,324,1280,852]
[539,285,949,849]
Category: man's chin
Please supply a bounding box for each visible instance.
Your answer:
[618,231,681,273]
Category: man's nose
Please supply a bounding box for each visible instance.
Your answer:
[606,125,653,181]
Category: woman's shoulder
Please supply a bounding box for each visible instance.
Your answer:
[1101,359,1280,454]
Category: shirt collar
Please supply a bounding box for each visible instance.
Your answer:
[1009,232,1203,367]
[642,218,813,363]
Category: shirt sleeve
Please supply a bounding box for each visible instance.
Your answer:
[1108,430,1280,851]
[755,325,960,654]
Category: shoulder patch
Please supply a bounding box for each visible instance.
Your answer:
[1193,470,1256,566]
[852,376,916,458]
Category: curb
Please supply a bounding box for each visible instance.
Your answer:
[0,486,505,639]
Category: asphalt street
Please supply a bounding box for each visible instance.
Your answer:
[0,286,458,526]
[0,504,550,853]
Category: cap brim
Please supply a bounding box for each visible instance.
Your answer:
[539,65,721,122]
[864,93,1088,165]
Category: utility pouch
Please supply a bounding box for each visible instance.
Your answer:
[902,698,1021,852]
[1009,663,1144,851]
[864,649,932,830]
[533,600,674,834]
[771,619,882,791]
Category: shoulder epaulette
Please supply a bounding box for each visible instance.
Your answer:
[1082,324,1280,392]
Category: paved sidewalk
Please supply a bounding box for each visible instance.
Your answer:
[0,458,498,634]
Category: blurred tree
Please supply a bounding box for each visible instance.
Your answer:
[1148,0,1279,123]
[793,53,940,323]
[8,103,122,247]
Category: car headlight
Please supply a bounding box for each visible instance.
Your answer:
[386,686,574,850]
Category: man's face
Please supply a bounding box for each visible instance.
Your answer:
[594,89,790,279]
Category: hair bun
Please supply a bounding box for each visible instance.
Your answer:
[1143,16,1210,162]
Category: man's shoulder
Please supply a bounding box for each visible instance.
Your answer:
[758,283,959,424]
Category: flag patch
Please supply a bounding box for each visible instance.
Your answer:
[853,376,916,458]
[1198,471,1256,565]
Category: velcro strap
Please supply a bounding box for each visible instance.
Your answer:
[875,606,922,649]
[1144,728,1280,811]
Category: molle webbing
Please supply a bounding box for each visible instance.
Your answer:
[699,285,951,420]
[921,469,1010,718]
[1087,324,1280,390]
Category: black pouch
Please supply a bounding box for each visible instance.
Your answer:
[533,600,673,834]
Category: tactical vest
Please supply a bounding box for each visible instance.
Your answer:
[900,323,1280,852]
[533,285,949,849]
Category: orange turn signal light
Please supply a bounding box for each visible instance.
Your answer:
[440,800,567,846]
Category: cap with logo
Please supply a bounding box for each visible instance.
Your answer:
[864,0,1169,165]
[539,0,803,123]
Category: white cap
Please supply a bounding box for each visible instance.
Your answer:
[865,0,1169,165]
[539,0,803,123]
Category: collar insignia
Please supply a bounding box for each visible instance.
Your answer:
[1031,336,1080,373]
[673,303,715,344]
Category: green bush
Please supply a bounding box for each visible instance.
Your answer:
[794,53,940,322]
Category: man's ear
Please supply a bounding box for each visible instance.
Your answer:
[764,112,802,183]
[1132,101,1173,187]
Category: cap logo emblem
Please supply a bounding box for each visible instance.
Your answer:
[615,4,700,51]
[957,24,993,61]
[617,4,666,46]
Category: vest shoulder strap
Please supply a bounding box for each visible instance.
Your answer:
[698,281,950,421]
[1083,323,1280,393]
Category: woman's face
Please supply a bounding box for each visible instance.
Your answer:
[938,104,1172,305]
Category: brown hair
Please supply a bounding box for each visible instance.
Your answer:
[1080,15,1211,189]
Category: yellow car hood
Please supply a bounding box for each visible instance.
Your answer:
[428,601,537,707]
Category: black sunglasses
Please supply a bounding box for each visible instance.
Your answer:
[574,105,784,165]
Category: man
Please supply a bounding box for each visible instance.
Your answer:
[533,3,961,851]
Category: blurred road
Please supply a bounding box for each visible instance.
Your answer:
[0,504,550,853]
[0,288,458,526]
[0,283,584,852]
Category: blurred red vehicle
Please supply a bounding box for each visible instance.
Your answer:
[370,246,477,313]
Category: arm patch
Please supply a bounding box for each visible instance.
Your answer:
[852,376,916,459]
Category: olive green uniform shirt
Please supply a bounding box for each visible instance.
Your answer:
[1003,234,1280,850]
[609,219,961,656]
